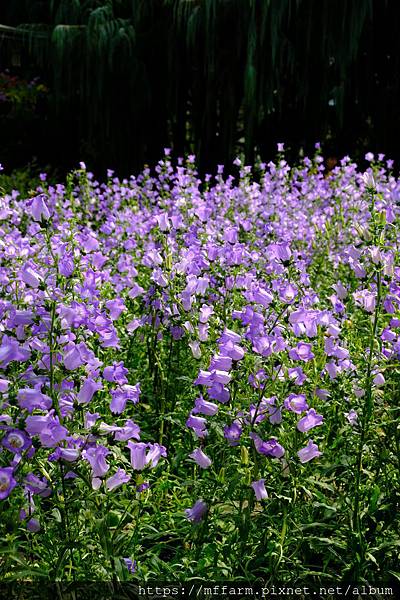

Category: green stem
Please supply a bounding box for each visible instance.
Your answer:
[352,267,382,572]
[59,463,76,582]
[48,299,62,421]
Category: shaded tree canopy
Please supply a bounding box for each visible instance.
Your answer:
[1,0,399,175]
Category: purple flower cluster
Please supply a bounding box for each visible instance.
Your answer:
[0,149,398,538]
[0,184,169,529]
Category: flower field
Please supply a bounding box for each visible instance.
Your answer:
[0,151,399,584]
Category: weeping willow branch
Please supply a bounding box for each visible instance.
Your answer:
[1,0,398,175]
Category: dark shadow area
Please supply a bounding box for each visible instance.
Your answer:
[1,0,399,177]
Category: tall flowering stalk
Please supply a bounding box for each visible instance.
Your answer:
[351,176,385,575]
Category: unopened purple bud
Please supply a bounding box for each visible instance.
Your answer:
[137,482,150,493]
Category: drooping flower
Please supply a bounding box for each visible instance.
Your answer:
[128,283,145,299]
[250,433,285,458]
[268,404,282,425]
[59,252,75,277]
[146,443,167,467]
[28,194,51,222]
[0,340,30,368]
[297,439,322,463]
[17,389,52,413]
[297,409,324,433]
[373,373,385,387]
[25,412,68,448]
[189,340,201,359]
[63,346,84,371]
[186,414,208,438]
[20,263,42,288]
[110,383,141,414]
[105,298,126,321]
[101,419,141,442]
[106,469,131,491]
[84,411,100,429]
[209,354,232,372]
[207,382,230,403]
[315,388,330,400]
[189,448,212,469]
[269,242,292,262]
[126,442,148,471]
[185,499,208,523]
[345,409,358,425]
[220,340,245,361]
[50,447,80,462]
[353,289,376,313]
[362,171,376,189]
[251,478,268,501]
[24,473,51,497]
[199,304,214,323]
[0,379,10,393]
[82,445,110,479]
[77,378,102,404]
[103,361,128,384]
[325,362,339,380]
[193,396,218,416]
[40,421,68,448]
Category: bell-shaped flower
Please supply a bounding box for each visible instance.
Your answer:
[28,194,51,222]
[189,448,212,469]
[0,467,17,500]
[126,442,148,471]
[106,469,131,492]
[297,439,322,463]
[82,445,110,478]
[251,478,268,501]
[297,408,324,432]
[77,378,102,404]
[185,500,207,523]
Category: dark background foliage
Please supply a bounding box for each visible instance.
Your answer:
[0,0,399,176]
